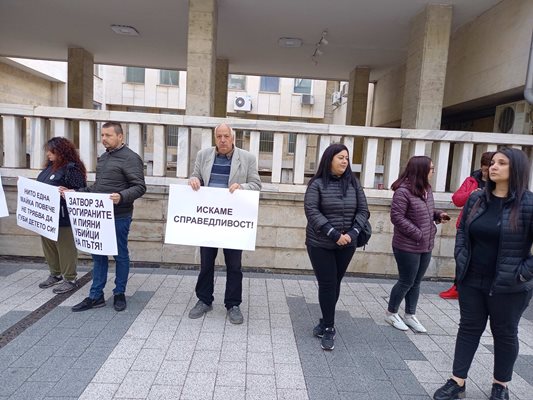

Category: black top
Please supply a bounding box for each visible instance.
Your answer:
[468,193,505,277]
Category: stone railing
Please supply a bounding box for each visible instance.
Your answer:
[1,104,532,277]
[2,103,532,197]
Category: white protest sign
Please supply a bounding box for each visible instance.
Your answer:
[0,174,8,218]
[64,192,118,255]
[165,185,260,251]
[16,176,60,240]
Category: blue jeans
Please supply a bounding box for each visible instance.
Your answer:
[89,216,132,299]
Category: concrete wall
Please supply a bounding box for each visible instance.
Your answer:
[444,0,533,107]
[0,60,62,106]
[0,180,458,278]
[370,0,533,127]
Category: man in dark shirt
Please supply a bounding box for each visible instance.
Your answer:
[187,123,261,324]
[70,122,146,312]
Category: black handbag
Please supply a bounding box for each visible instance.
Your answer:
[356,219,372,248]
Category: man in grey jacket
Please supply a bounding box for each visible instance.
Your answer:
[71,122,146,313]
[188,123,261,324]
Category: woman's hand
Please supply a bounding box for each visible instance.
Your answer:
[336,233,352,246]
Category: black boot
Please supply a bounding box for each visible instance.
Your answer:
[489,383,509,400]
[313,318,325,338]
[433,379,465,400]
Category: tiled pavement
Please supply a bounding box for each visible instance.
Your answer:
[0,261,532,400]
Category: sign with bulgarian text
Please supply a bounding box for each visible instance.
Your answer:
[165,185,260,251]
[64,192,118,255]
[0,174,8,218]
[16,177,60,240]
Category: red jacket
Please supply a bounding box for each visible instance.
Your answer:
[451,173,482,228]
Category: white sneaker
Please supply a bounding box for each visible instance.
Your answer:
[404,315,427,333]
[385,313,409,331]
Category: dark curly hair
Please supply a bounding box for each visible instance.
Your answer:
[44,137,87,176]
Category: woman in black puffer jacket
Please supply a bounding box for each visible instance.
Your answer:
[434,148,533,400]
[304,143,370,351]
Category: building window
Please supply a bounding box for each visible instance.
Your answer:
[294,78,312,94]
[260,77,280,92]
[259,132,274,153]
[288,133,296,154]
[167,125,179,146]
[235,130,244,148]
[126,67,145,84]
[160,70,179,86]
[228,74,246,90]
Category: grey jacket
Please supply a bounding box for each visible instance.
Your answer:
[390,182,442,253]
[78,145,146,217]
[304,176,370,249]
[191,147,261,191]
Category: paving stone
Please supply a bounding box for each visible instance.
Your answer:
[114,370,157,398]
[213,386,246,400]
[153,360,189,386]
[0,367,36,396]
[78,382,119,400]
[9,380,55,400]
[92,357,133,384]
[180,372,216,399]
[27,356,77,382]
[10,345,56,368]
[246,352,274,375]
[50,368,97,398]
[131,348,166,371]
[146,384,184,399]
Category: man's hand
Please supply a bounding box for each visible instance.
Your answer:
[229,183,241,193]
[110,193,121,205]
[189,177,201,191]
[336,233,351,246]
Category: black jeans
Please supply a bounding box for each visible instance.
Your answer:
[388,248,432,315]
[307,245,356,328]
[453,273,532,382]
[195,247,243,309]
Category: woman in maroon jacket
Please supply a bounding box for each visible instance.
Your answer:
[385,156,449,332]
[439,151,492,299]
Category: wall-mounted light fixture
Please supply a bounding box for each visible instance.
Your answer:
[311,30,328,65]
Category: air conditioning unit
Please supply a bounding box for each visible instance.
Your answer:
[493,101,532,134]
[301,94,314,105]
[331,91,342,106]
[233,95,252,112]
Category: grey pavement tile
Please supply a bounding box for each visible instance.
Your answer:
[131,348,166,371]
[365,380,402,400]
[213,386,245,400]
[36,328,78,347]
[78,382,119,400]
[9,380,55,400]
[114,370,157,399]
[246,374,276,396]
[71,319,109,338]
[0,333,42,356]
[391,340,427,361]
[165,340,196,362]
[108,337,145,360]
[216,370,246,387]
[0,310,30,332]
[385,369,429,396]
[277,388,309,400]
[247,334,272,353]
[189,350,220,373]
[143,330,174,350]
[196,331,224,351]
[11,345,56,368]
[27,356,77,382]
[246,352,274,375]
[306,376,341,400]
[147,384,184,400]
[54,336,94,358]
[180,372,216,399]
[50,367,97,398]
[153,360,189,386]
[272,342,300,364]
[220,341,247,362]
[0,367,36,396]
[92,357,133,384]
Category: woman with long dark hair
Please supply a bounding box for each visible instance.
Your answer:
[385,156,448,333]
[304,143,370,350]
[37,137,86,294]
[434,148,533,400]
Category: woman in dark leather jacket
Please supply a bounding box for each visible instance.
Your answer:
[37,137,86,294]
[304,143,369,351]
[434,147,533,400]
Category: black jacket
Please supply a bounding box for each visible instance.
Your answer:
[304,176,370,249]
[78,145,146,217]
[455,190,533,294]
[37,162,86,226]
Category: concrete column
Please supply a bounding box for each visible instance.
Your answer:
[401,5,452,129]
[345,67,370,163]
[68,48,94,109]
[186,0,218,173]
[214,58,228,118]
[323,81,337,124]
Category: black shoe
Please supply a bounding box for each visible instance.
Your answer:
[433,379,466,400]
[321,327,335,351]
[71,296,105,312]
[114,293,127,312]
[489,383,509,400]
[313,319,325,338]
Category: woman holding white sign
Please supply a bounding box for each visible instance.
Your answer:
[37,137,86,294]
[304,143,370,351]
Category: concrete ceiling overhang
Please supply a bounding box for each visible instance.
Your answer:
[0,0,501,81]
